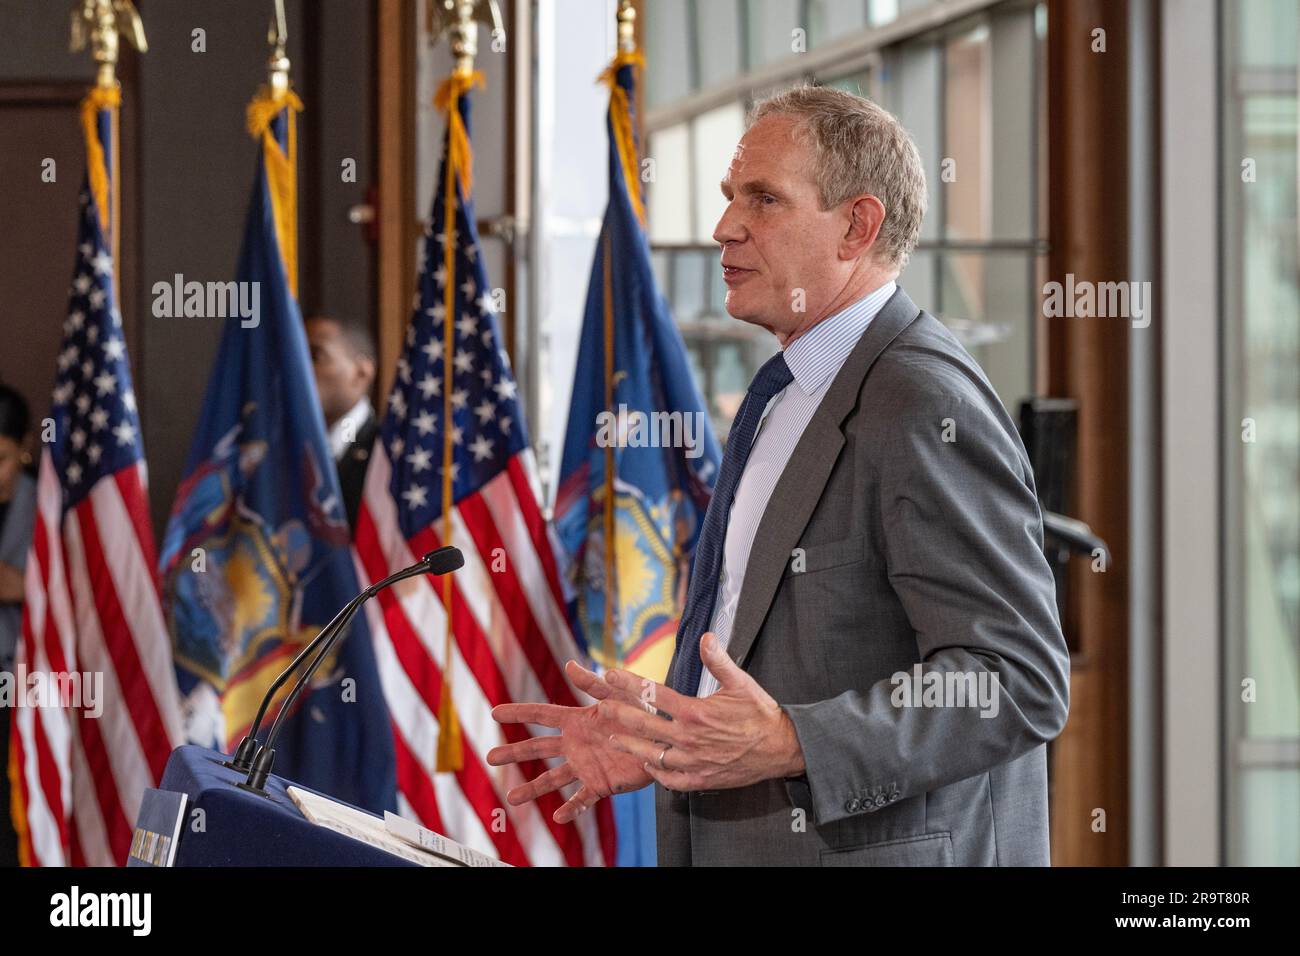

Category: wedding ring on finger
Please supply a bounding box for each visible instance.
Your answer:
[657,744,673,770]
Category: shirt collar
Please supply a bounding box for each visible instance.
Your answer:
[327,395,374,460]
[781,280,897,395]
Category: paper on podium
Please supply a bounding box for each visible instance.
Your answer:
[289,787,459,867]
[384,812,511,867]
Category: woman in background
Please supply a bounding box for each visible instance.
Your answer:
[0,383,35,867]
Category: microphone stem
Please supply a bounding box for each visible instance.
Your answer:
[238,548,461,789]
[244,560,433,786]
[260,595,369,759]
[242,590,366,747]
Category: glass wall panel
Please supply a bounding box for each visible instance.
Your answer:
[647,123,693,243]
[807,0,869,48]
[696,0,744,88]
[644,0,694,107]
[989,4,1037,240]
[870,0,900,26]
[745,0,802,68]
[692,103,747,242]
[943,24,990,243]
[1223,0,1300,867]
[883,42,943,241]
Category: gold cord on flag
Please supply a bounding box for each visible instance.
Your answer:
[431,68,484,773]
[79,84,120,245]
[246,87,304,297]
[598,50,647,228]
[70,0,145,264]
[433,70,484,197]
[594,38,646,668]
[602,231,618,668]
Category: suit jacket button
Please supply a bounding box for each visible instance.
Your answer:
[845,798,860,813]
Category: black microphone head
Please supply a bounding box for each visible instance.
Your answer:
[423,546,464,575]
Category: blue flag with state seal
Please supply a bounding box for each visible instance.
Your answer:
[554,50,721,865]
[158,85,395,812]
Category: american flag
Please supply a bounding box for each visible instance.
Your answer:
[353,84,615,866]
[9,166,183,866]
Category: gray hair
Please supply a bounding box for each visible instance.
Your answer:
[748,85,928,268]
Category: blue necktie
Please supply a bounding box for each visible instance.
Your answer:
[670,351,795,695]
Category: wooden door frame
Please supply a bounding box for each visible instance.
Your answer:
[1044,0,1132,867]
[374,0,529,404]
[0,70,141,393]
[376,0,418,405]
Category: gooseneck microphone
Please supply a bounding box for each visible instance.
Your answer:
[230,546,464,795]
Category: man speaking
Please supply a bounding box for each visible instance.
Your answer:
[489,86,1070,866]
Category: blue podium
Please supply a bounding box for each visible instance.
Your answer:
[154,745,417,867]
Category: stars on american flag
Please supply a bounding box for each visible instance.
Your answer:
[52,186,145,509]
[381,190,527,536]
[416,373,440,400]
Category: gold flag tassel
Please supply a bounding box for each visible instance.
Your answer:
[79,84,120,247]
[597,49,647,228]
[70,0,147,278]
[242,0,302,297]
[431,67,484,773]
[246,86,304,298]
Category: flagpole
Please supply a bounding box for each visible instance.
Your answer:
[602,229,617,668]
[267,0,291,95]
[245,0,302,299]
[70,0,146,301]
[428,0,503,773]
[600,1,640,671]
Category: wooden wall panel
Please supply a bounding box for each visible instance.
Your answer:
[1045,0,1132,866]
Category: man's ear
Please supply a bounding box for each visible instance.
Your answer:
[356,354,377,391]
[841,194,886,260]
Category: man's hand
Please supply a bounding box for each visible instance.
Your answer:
[487,660,658,824]
[602,632,806,792]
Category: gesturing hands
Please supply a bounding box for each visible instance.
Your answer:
[486,660,657,824]
[488,633,807,826]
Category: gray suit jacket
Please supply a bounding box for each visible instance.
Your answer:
[658,286,1070,866]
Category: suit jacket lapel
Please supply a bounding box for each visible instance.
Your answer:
[722,285,922,671]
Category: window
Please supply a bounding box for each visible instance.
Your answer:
[644,0,1047,439]
[1222,0,1300,867]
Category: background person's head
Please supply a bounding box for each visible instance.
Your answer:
[0,384,31,503]
[713,85,927,344]
[305,316,377,427]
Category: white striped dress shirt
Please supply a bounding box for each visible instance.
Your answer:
[696,280,896,697]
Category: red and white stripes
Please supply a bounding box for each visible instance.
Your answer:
[10,452,182,866]
[354,444,616,867]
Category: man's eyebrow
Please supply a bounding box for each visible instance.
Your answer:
[734,179,783,197]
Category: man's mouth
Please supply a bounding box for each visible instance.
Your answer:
[721,264,756,285]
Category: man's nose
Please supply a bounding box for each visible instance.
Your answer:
[712,202,744,245]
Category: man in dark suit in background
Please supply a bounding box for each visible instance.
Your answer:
[306,316,378,534]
